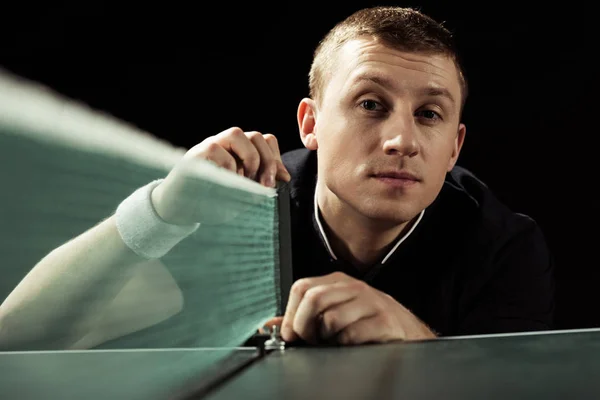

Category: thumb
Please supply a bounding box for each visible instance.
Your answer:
[258,316,284,334]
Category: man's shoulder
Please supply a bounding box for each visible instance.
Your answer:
[442,167,554,334]
[281,148,314,175]
[281,148,317,201]
[442,165,541,245]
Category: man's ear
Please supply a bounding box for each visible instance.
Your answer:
[447,123,466,171]
[297,98,318,150]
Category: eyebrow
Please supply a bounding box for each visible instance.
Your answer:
[353,74,456,108]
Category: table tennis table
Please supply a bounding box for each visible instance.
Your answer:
[2,327,600,399]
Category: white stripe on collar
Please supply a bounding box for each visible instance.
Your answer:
[313,184,425,264]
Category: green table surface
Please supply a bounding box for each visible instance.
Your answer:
[204,329,600,400]
[0,347,259,400]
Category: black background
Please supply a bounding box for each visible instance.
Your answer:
[1,2,597,330]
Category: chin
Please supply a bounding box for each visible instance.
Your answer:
[359,204,421,227]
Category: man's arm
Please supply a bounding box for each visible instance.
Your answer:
[0,215,183,350]
[278,271,437,345]
[458,220,555,335]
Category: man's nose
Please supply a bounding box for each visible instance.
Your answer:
[381,113,419,157]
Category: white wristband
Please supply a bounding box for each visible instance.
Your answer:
[115,179,200,259]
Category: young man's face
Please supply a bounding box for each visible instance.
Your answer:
[298,38,466,225]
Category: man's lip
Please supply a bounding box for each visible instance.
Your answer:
[372,171,420,181]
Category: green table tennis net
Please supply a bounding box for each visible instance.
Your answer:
[0,68,282,351]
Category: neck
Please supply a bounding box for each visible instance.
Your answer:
[316,184,416,271]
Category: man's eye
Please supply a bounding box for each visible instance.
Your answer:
[416,109,441,120]
[361,100,383,111]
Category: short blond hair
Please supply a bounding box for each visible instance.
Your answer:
[309,7,468,114]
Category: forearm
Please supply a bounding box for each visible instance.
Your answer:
[0,215,149,349]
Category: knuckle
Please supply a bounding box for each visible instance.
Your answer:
[204,141,222,153]
[304,287,324,309]
[197,144,224,162]
[217,127,244,140]
[348,280,368,292]
[246,130,263,141]
[263,133,278,143]
[291,279,311,297]
[227,126,244,136]
[228,128,245,139]
[331,271,347,279]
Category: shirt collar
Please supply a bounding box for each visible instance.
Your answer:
[313,183,425,265]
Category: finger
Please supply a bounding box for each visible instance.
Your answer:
[263,134,291,182]
[293,282,362,344]
[281,272,351,342]
[319,295,378,342]
[335,315,389,346]
[201,142,238,173]
[258,316,283,334]
[215,127,261,180]
[246,131,278,187]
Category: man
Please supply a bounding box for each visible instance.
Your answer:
[0,6,554,349]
